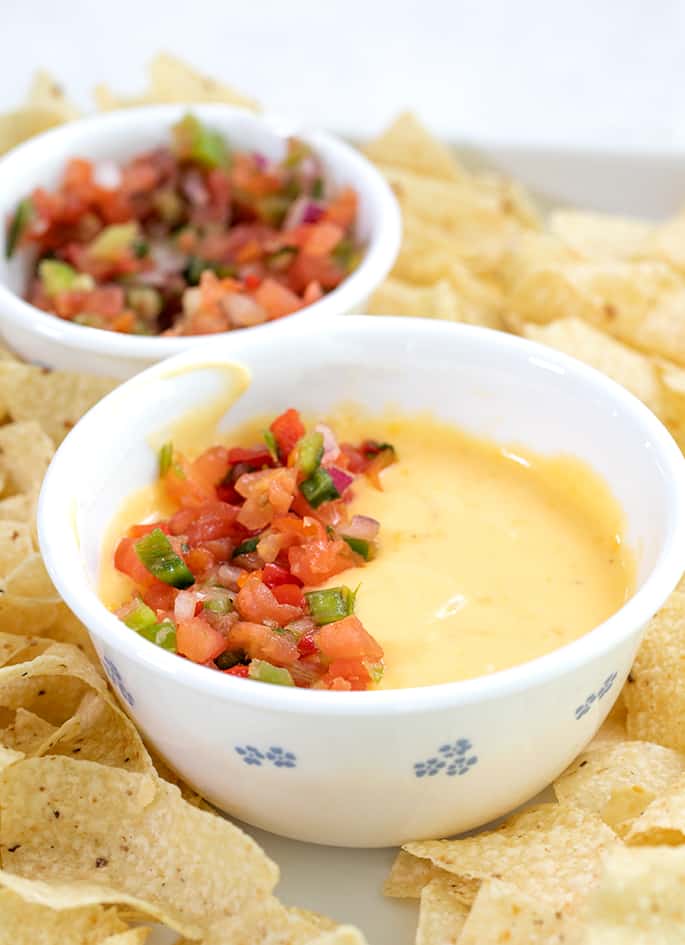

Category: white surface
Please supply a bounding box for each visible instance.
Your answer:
[0,104,400,377]
[1,0,685,151]
[39,317,685,848]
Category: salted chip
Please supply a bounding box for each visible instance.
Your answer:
[654,360,685,452]
[548,209,650,261]
[553,740,685,835]
[584,846,685,942]
[0,493,35,525]
[585,697,630,753]
[0,421,54,495]
[623,773,685,844]
[508,259,685,365]
[384,849,450,898]
[41,690,152,773]
[640,210,685,274]
[0,631,43,668]
[0,708,56,754]
[458,879,581,945]
[369,276,502,329]
[0,107,70,158]
[498,229,574,292]
[95,52,258,112]
[391,215,461,284]
[363,112,466,182]
[3,552,59,600]
[47,604,100,665]
[100,932,149,945]
[519,317,662,415]
[0,363,116,445]
[309,931,368,945]
[405,804,618,910]
[0,521,34,580]
[0,756,279,931]
[416,877,469,945]
[26,70,79,121]
[0,885,127,944]
[179,895,332,945]
[623,590,685,751]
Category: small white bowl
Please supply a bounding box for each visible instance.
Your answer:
[0,106,400,378]
[38,316,685,847]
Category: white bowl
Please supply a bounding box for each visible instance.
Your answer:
[0,106,400,378]
[38,316,685,847]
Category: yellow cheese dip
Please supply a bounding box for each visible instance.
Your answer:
[100,409,634,690]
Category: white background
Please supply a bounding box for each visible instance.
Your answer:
[0,0,683,149]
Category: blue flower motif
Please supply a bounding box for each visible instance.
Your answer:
[415,739,478,778]
[575,671,617,720]
[235,744,297,768]
[102,656,134,707]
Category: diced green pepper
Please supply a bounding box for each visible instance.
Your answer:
[299,466,339,508]
[121,597,158,634]
[6,198,33,259]
[341,536,375,561]
[127,286,162,320]
[134,528,194,588]
[153,189,185,226]
[158,442,173,476]
[332,238,361,273]
[139,617,177,652]
[311,177,325,199]
[215,650,245,670]
[89,223,140,262]
[305,586,355,625]
[232,536,259,558]
[38,259,94,296]
[248,659,295,686]
[203,591,234,614]
[284,138,312,168]
[266,247,297,271]
[132,239,150,259]
[263,429,279,463]
[172,113,229,169]
[295,432,324,477]
[184,256,208,286]
[257,195,291,226]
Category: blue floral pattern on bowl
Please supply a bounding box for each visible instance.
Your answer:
[575,671,617,720]
[414,738,478,778]
[235,745,297,768]
[102,656,134,707]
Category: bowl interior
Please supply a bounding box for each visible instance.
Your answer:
[0,105,382,302]
[44,318,682,623]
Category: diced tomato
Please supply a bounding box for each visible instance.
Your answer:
[176,616,227,663]
[171,501,239,545]
[271,513,326,545]
[185,546,215,577]
[114,536,155,589]
[316,615,384,662]
[302,221,344,257]
[262,562,301,588]
[288,539,355,585]
[191,447,230,492]
[236,467,297,531]
[199,537,234,562]
[253,277,302,320]
[226,445,273,467]
[224,663,249,677]
[227,621,299,666]
[339,443,367,474]
[287,253,344,294]
[163,459,216,508]
[141,582,177,613]
[127,521,171,538]
[323,186,358,228]
[297,634,318,657]
[269,408,305,461]
[236,573,301,626]
[302,280,324,305]
[272,583,305,609]
[322,659,372,691]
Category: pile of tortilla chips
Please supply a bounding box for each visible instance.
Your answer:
[4,53,685,944]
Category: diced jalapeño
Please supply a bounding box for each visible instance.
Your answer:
[342,536,375,561]
[305,586,355,625]
[172,114,229,169]
[299,466,339,508]
[158,442,173,476]
[6,198,33,259]
[248,659,295,686]
[295,432,324,477]
[232,536,260,558]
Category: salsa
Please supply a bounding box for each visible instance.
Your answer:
[6,114,363,335]
[112,408,397,690]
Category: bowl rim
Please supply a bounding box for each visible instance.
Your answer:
[0,103,401,360]
[38,315,685,715]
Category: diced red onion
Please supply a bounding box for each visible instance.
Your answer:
[175,590,200,622]
[94,161,122,190]
[151,243,187,273]
[221,292,268,327]
[298,155,322,188]
[253,152,269,171]
[328,467,354,495]
[286,617,317,636]
[217,564,243,589]
[341,515,380,541]
[316,423,340,464]
[182,169,209,206]
[290,660,321,688]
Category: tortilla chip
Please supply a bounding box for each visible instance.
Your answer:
[0,421,54,496]
[364,112,466,182]
[0,363,116,445]
[179,895,332,945]
[553,741,685,835]
[0,108,69,158]
[309,931,368,945]
[458,879,582,945]
[99,932,149,945]
[287,908,337,932]
[0,885,127,944]
[548,210,650,261]
[0,631,43,668]
[384,849,449,898]
[405,804,618,910]
[640,210,685,274]
[623,773,685,845]
[0,493,35,524]
[0,520,33,578]
[584,845,685,942]
[585,697,630,753]
[369,275,502,328]
[95,53,258,112]
[0,707,56,754]
[416,877,469,945]
[654,360,685,451]
[519,317,662,414]
[623,591,685,751]
[26,71,79,121]
[0,756,278,930]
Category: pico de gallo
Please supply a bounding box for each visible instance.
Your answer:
[112,409,397,690]
[6,114,363,335]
